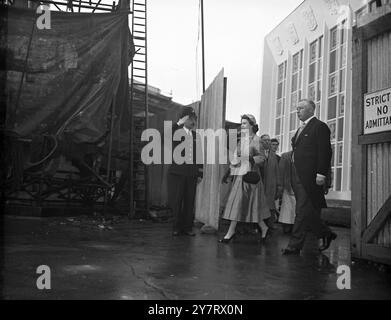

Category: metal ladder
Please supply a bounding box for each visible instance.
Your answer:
[130,0,148,216]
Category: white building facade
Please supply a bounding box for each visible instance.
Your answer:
[259,0,372,202]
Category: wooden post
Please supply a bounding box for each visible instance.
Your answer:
[129,0,134,219]
[144,0,149,214]
[201,0,206,93]
[351,28,368,259]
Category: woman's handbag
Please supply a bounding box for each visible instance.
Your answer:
[243,171,260,184]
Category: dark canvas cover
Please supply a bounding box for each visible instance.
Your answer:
[1,6,133,152]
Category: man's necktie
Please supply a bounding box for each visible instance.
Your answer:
[292,123,306,163]
[295,123,306,142]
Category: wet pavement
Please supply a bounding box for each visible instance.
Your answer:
[1,215,391,300]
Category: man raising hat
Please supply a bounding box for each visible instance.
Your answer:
[168,107,203,236]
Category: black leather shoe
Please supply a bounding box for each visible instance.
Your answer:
[183,231,196,236]
[282,247,300,255]
[319,232,337,251]
[219,233,236,243]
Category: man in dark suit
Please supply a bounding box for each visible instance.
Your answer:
[282,99,337,255]
[261,134,279,229]
[270,138,281,162]
[168,107,203,236]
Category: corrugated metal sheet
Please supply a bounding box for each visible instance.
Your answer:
[366,31,391,247]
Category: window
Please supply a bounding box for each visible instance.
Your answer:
[317,80,321,101]
[276,100,282,117]
[309,84,316,101]
[290,112,296,130]
[275,61,287,148]
[329,74,338,95]
[329,50,337,73]
[318,36,323,57]
[277,83,283,99]
[278,64,284,82]
[316,102,320,118]
[328,96,337,119]
[275,118,281,135]
[339,94,345,116]
[310,42,317,63]
[340,46,347,67]
[307,38,323,123]
[290,50,303,139]
[309,64,316,84]
[339,69,345,92]
[330,27,338,50]
[337,118,344,141]
[327,22,347,192]
[328,120,336,141]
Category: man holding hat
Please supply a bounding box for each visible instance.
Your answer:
[168,106,203,236]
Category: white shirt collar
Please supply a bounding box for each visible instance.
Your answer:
[302,115,316,126]
[183,126,191,135]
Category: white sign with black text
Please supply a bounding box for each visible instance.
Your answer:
[364,87,391,135]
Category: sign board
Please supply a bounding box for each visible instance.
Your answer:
[364,87,391,134]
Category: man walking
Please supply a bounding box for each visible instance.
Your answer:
[282,99,336,255]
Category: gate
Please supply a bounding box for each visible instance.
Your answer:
[351,7,391,265]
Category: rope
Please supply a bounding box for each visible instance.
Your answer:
[25,134,58,169]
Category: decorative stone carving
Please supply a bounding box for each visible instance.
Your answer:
[323,0,340,16]
[286,22,299,45]
[271,36,284,56]
[301,6,318,31]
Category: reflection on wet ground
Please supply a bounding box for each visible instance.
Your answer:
[2,216,391,299]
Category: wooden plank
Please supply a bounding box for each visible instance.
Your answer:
[351,28,367,258]
[365,39,376,227]
[385,144,391,213]
[388,135,391,246]
[362,195,391,243]
[389,32,391,84]
[362,243,391,265]
[382,32,387,88]
[361,12,391,41]
[371,145,377,224]
[381,144,387,246]
[194,69,226,230]
[222,78,227,131]
[358,132,391,144]
[377,145,383,215]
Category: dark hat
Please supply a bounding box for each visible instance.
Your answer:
[180,106,197,119]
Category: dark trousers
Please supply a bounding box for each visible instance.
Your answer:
[288,164,331,250]
[168,173,197,233]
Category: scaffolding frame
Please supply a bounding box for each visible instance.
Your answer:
[2,0,149,217]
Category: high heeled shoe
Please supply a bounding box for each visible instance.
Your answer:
[257,225,270,243]
[262,227,270,241]
[219,233,236,243]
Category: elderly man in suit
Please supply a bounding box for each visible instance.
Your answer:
[282,99,337,255]
[168,107,203,236]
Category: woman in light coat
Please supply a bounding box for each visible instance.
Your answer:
[220,114,271,243]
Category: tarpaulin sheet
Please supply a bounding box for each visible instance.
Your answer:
[1,6,133,150]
